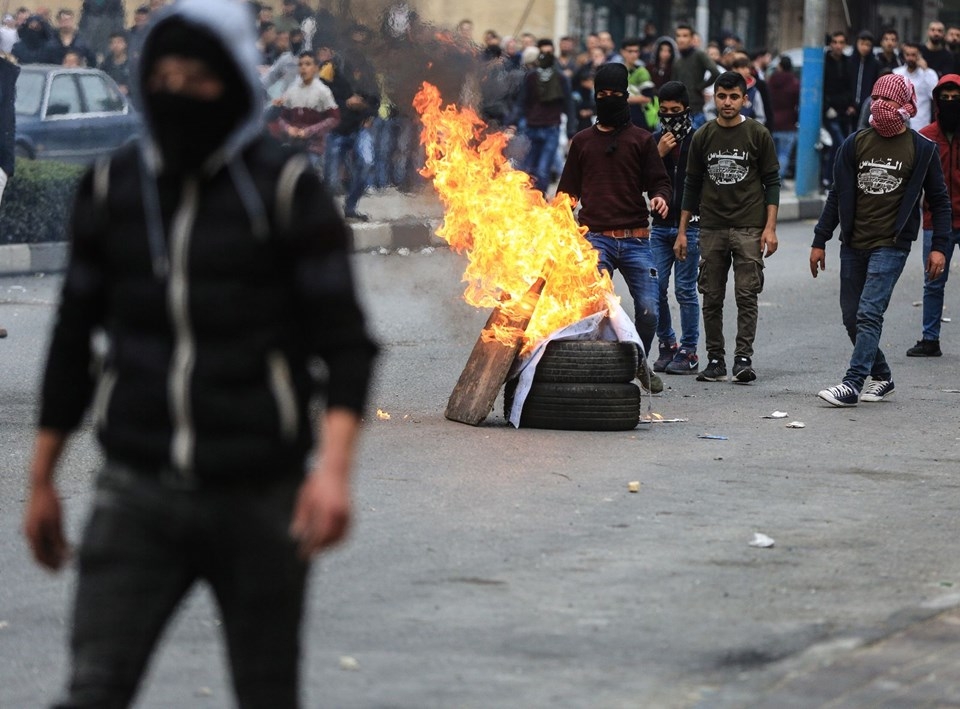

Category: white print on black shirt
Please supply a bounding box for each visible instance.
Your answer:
[707,149,750,185]
[857,158,903,195]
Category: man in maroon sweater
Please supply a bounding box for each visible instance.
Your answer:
[907,73,960,357]
[557,62,671,391]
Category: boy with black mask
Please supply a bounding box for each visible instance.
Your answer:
[907,74,960,357]
[556,62,672,393]
[650,81,701,375]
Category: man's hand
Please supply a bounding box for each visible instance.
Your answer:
[650,196,669,219]
[345,94,365,110]
[761,226,778,258]
[926,250,947,279]
[290,468,351,559]
[25,429,69,571]
[657,131,677,157]
[289,408,359,559]
[24,480,69,570]
[674,232,688,261]
[810,247,826,278]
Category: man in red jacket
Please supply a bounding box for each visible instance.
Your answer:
[907,73,960,357]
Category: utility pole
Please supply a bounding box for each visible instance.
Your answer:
[795,0,826,197]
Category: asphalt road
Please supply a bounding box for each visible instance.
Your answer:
[2,220,960,708]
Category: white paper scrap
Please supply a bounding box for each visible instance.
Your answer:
[749,533,775,548]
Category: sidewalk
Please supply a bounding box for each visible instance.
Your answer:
[699,600,960,707]
[0,184,824,276]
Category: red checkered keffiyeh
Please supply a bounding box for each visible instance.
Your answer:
[869,73,918,137]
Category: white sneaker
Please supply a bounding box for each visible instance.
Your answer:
[861,379,895,402]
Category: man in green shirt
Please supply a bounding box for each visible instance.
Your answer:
[677,70,780,383]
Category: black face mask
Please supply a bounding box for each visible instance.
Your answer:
[659,109,692,142]
[595,94,630,128]
[938,97,960,133]
[147,92,242,173]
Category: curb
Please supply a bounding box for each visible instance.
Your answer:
[0,198,824,277]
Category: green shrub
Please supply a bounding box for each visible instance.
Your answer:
[0,158,86,244]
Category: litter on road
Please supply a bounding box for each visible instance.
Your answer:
[786,421,806,428]
[698,434,728,440]
[763,411,788,419]
[749,533,776,548]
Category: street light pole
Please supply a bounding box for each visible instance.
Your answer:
[795,0,826,197]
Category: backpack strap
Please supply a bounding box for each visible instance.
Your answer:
[274,153,311,234]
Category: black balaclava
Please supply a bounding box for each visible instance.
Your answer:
[937,84,960,134]
[593,63,630,130]
[141,19,251,174]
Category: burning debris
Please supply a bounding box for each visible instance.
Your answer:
[413,83,633,426]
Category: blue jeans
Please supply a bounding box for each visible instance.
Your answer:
[586,232,659,356]
[57,462,307,708]
[691,112,707,129]
[370,115,396,189]
[650,225,700,350]
[522,124,560,193]
[325,128,374,214]
[920,227,960,341]
[822,117,850,187]
[839,244,909,388]
[772,130,796,179]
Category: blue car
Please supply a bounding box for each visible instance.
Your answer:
[14,65,141,163]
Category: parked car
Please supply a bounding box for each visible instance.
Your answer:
[14,64,141,163]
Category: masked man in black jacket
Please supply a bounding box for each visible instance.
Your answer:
[23,1,378,706]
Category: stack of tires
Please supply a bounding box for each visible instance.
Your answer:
[504,340,641,431]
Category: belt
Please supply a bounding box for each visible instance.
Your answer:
[598,228,650,238]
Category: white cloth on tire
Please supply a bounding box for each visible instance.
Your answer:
[506,295,643,428]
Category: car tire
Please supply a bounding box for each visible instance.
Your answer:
[532,340,639,384]
[504,381,640,431]
[14,144,32,159]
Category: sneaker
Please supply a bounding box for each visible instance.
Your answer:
[637,359,664,394]
[732,356,756,383]
[861,379,895,402]
[653,343,678,372]
[665,347,699,375]
[818,382,860,407]
[906,339,941,357]
[696,357,727,382]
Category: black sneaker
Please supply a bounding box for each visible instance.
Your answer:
[696,357,727,382]
[818,381,860,407]
[906,339,941,357]
[653,343,678,372]
[664,347,699,375]
[732,356,756,383]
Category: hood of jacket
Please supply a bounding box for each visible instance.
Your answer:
[654,36,678,62]
[17,15,50,49]
[932,72,960,115]
[136,0,265,175]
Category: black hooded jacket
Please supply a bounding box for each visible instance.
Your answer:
[39,1,378,482]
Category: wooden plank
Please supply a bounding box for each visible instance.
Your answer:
[444,277,546,425]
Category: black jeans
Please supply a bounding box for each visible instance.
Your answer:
[55,462,308,709]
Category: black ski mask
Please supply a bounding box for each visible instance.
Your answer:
[593,63,631,129]
[141,20,249,173]
[937,94,960,134]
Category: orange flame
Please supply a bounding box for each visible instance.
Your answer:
[413,82,616,350]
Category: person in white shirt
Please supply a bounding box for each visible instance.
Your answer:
[894,42,940,129]
[0,14,18,54]
[273,51,340,167]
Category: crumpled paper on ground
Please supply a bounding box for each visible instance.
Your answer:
[506,295,643,428]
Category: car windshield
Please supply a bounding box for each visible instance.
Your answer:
[16,72,45,116]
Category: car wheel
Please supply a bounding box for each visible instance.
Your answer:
[504,381,641,431]
[532,340,638,383]
[15,144,32,159]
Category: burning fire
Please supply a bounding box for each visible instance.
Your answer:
[413,82,616,349]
